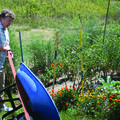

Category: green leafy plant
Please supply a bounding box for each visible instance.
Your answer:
[98,76,120,94]
[75,88,108,119]
[52,86,79,111]
[38,67,54,86]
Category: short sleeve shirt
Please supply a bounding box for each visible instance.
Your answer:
[0,22,9,69]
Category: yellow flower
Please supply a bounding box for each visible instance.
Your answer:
[78,98,81,101]
[92,89,94,92]
[97,95,99,97]
[57,90,61,93]
[81,99,84,102]
[97,87,100,90]
[87,90,90,93]
[84,94,88,97]
[97,101,99,104]
[88,97,90,101]
[76,103,79,106]
[100,95,103,98]
[91,107,93,109]
[80,93,83,96]
[89,93,92,97]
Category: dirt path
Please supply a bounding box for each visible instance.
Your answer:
[46,78,75,93]
[15,28,56,44]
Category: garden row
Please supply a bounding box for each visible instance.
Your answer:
[48,76,120,119]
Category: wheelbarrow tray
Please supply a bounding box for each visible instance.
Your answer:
[17,62,60,120]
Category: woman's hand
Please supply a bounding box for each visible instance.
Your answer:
[3,44,11,51]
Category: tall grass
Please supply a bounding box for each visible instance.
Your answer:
[27,38,55,74]
[0,0,118,28]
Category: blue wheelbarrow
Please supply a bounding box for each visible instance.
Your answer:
[16,62,60,120]
[1,31,61,120]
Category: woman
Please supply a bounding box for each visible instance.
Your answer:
[0,9,15,111]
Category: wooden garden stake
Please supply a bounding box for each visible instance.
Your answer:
[52,31,59,96]
[80,30,84,94]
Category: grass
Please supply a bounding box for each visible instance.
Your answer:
[59,111,84,120]
[59,111,100,120]
[0,0,118,28]
[0,93,24,120]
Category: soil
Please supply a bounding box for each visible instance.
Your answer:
[15,28,56,44]
[45,76,75,93]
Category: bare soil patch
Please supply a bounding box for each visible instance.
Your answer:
[15,28,56,43]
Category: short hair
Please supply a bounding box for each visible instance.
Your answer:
[0,9,15,19]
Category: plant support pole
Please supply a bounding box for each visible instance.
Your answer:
[103,0,110,45]
[19,30,24,63]
[80,30,84,94]
[52,31,59,93]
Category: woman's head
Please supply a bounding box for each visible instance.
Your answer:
[0,9,15,28]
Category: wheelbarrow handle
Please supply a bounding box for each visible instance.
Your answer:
[7,51,31,120]
[7,51,16,80]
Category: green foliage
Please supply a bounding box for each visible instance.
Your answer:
[0,0,118,28]
[74,88,107,119]
[38,66,54,86]
[98,76,120,93]
[21,23,120,87]
[52,84,120,119]
[27,38,54,74]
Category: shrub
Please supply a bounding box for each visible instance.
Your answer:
[50,84,120,119]
[52,86,79,111]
